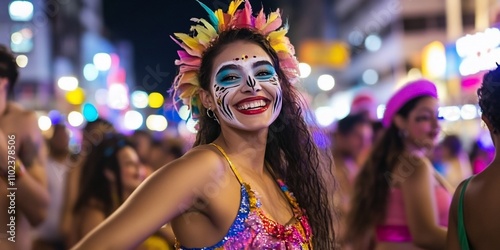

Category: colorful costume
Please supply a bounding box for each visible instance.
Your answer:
[175,144,313,249]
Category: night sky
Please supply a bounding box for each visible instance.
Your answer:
[103,0,281,95]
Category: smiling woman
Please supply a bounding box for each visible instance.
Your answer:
[71,1,336,249]
[204,42,283,130]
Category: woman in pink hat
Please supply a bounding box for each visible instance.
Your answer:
[346,79,452,250]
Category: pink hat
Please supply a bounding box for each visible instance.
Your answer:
[382,79,438,128]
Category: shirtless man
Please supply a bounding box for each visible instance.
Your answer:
[0,44,49,250]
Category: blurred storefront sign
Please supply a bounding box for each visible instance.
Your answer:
[298,40,350,68]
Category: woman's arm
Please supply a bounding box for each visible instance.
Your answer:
[399,154,447,250]
[71,147,227,250]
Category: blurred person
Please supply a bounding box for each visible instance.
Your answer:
[351,92,377,121]
[72,1,335,249]
[350,93,378,168]
[468,136,494,174]
[59,118,115,248]
[131,129,153,164]
[0,44,49,250]
[331,114,373,245]
[347,79,452,250]
[439,135,472,189]
[70,133,171,249]
[447,65,500,249]
[162,137,185,165]
[149,136,187,171]
[32,124,72,250]
[148,139,168,171]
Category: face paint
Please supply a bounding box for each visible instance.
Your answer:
[211,56,282,130]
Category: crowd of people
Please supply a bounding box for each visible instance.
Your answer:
[1,0,500,249]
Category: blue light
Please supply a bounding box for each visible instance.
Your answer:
[82,103,99,122]
[48,110,63,125]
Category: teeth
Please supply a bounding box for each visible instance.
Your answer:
[237,100,266,110]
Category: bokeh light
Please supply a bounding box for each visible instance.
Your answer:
[365,34,382,52]
[124,111,144,130]
[131,90,149,109]
[107,83,129,110]
[93,53,112,71]
[82,103,99,122]
[146,115,168,131]
[15,55,28,68]
[317,74,335,91]
[362,69,379,85]
[65,88,86,105]
[38,115,52,131]
[83,64,99,81]
[148,92,164,108]
[299,63,312,78]
[58,76,79,91]
[178,105,190,120]
[68,111,84,127]
[9,1,34,21]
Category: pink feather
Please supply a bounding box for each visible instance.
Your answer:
[232,1,253,28]
[261,11,283,35]
[254,9,266,29]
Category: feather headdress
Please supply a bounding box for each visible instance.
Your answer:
[171,0,299,123]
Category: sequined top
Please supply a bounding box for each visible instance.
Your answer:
[175,143,313,249]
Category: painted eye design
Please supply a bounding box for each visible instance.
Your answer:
[221,74,240,82]
[256,71,272,76]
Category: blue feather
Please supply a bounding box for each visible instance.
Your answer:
[196,0,219,31]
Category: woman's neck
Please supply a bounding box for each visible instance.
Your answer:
[213,127,268,174]
[404,139,429,156]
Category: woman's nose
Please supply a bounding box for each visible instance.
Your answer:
[241,75,262,93]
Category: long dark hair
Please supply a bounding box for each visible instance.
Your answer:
[346,96,427,242]
[193,28,335,248]
[74,133,134,216]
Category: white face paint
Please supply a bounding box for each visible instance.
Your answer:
[211,55,282,130]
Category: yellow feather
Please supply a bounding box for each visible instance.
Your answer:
[191,26,213,46]
[267,29,287,41]
[227,0,245,16]
[215,9,225,26]
[271,43,289,53]
[195,18,217,37]
[174,33,205,54]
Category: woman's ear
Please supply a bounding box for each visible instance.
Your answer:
[393,115,406,131]
[482,113,495,133]
[198,89,215,109]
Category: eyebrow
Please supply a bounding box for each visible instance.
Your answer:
[252,60,274,68]
[215,60,274,76]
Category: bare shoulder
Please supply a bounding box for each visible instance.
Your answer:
[149,144,229,189]
[163,144,225,171]
[391,151,431,186]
